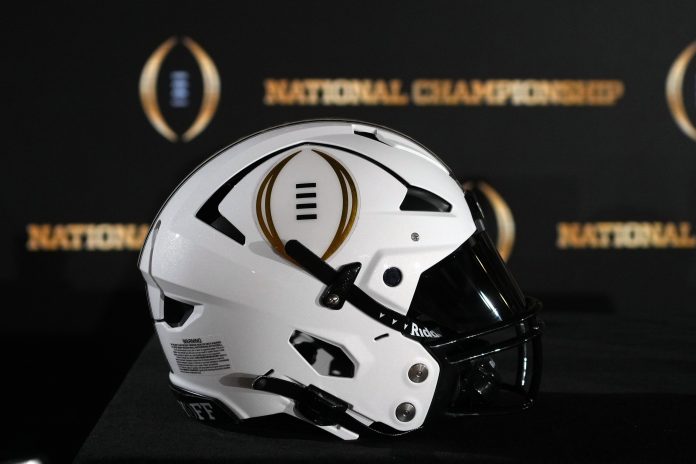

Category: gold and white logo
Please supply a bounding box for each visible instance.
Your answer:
[139,36,220,142]
[666,41,696,142]
[256,148,358,262]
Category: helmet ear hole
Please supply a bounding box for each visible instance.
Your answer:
[290,331,355,378]
[293,342,318,365]
[383,267,403,287]
[162,296,194,328]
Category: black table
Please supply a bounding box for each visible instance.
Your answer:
[76,311,696,463]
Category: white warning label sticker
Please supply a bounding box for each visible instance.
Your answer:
[170,336,231,374]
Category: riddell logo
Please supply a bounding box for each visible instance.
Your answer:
[139,36,220,142]
[410,322,440,338]
[666,41,696,142]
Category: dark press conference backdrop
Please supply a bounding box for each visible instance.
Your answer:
[2,1,696,461]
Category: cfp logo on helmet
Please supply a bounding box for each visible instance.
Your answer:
[667,41,696,142]
[139,36,220,142]
[256,148,358,262]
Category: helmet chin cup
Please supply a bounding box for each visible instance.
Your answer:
[139,120,543,439]
[459,358,502,408]
[424,297,543,419]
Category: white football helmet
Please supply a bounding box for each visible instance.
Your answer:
[139,120,542,440]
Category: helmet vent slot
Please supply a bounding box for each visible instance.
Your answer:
[354,129,388,145]
[196,188,246,245]
[195,150,281,246]
[290,331,355,378]
[162,296,194,328]
[400,186,452,212]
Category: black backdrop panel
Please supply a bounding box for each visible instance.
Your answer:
[2,1,696,461]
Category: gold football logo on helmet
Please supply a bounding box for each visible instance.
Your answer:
[256,148,358,262]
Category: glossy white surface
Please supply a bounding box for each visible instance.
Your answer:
[139,120,476,438]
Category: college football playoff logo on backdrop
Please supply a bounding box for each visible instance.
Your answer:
[256,148,359,262]
[666,41,696,142]
[139,36,220,142]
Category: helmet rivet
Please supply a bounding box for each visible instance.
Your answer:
[326,294,341,307]
[408,363,428,383]
[395,402,416,422]
[411,232,420,242]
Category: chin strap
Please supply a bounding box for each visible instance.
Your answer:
[252,370,349,426]
[252,370,414,437]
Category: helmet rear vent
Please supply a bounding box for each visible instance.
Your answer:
[353,128,388,145]
[162,296,194,328]
[194,152,280,246]
[290,331,355,378]
[196,194,246,245]
[400,186,452,212]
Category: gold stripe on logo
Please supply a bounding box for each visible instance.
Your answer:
[256,151,301,260]
[666,41,696,142]
[312,149,359,260]
[139,37,178,142]
[181,37,221,142]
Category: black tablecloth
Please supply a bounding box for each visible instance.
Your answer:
[76,311,696,463]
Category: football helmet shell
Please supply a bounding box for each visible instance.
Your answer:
[139,120,542,439]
